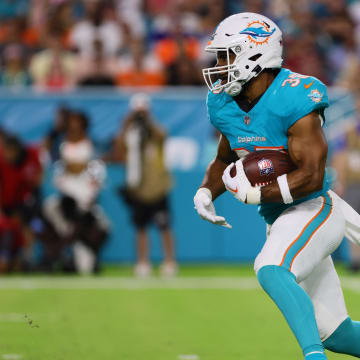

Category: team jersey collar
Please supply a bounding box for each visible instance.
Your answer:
[225,68,286,114]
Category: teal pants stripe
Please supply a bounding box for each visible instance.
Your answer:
[280,192,332,270]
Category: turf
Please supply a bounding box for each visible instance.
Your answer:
[0,265,359,360]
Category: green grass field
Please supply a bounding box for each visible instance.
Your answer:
[0,265,359,360]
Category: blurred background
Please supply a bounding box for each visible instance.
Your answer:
[0,0,360,276]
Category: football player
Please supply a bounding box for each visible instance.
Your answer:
[194,12,360,360]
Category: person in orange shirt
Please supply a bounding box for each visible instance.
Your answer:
[115,39,165,87]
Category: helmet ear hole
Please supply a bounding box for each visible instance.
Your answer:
[234,45,242,54]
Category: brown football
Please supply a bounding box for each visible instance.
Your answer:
[230,150,297,187]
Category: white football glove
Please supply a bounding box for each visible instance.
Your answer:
[194,188,232,229]
[222,159,261,204]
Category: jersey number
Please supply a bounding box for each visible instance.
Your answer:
[281,73,309,87]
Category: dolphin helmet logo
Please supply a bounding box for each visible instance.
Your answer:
[207,24,219,45]
[239,20,275,45]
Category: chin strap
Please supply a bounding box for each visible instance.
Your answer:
[225,81,242,96]
[225,64,280,97]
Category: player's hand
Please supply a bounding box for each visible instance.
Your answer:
[222,160,261,204]
[193,188,232,229]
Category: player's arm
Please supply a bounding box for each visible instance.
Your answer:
[200,134,238,200]
[194,134,237,228]
[260,111,327,202]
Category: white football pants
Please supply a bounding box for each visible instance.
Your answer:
[254,190,360,340]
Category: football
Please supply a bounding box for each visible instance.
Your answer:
[230,150,297,187]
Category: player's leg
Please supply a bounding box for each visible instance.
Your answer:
[330,190,360,250]
[323,318,360,356]
[300,256,360,357]
[255,192,345,359]
[257,265,325,359]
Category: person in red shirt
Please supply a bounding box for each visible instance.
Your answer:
[0,135,42,272]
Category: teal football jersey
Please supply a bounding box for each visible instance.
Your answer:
[207,68,331,224]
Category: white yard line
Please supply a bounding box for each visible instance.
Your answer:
[340,278,360,293]
[0,276,358,291]
[0,313,26,322]
[0,276,258,290]
[2,355,22,360]
[178,355,199,360]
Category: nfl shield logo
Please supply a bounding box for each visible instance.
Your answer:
[244,116,251,125]
[257,158,274,176]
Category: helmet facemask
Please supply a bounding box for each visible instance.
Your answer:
[203,40,266,96]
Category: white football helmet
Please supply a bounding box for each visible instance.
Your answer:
[203,12,283,96]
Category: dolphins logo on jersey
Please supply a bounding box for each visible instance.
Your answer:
[308,89,323,103]
[240,20,275,45]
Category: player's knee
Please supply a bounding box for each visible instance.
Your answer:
[257,265,276,290]
[254,251,277,275]
[256,265,295,292]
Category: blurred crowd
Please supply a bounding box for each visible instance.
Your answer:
[0,94,178,276]
[0,108,109,273]
[0,0,360,90]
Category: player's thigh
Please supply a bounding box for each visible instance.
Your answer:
[254,192,345,282]
[300,256,348,341]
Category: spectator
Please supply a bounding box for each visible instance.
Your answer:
[43,105,71,163]
[46,1,74,49]
[29,32,77,90]
[76,39,116,87]
[154,25,200,70]
[332,96,360,272]
[116,39,165,87]
[151,12,202,85]
[0,129,7,149]
[196,1,226,67]
[335,52,360,94]
[0,18,31,65]
[112,93,177,277]
[41,111,109,273]
[69,0,123,58]
[0,43,31,87]
[0,134,43,272]
[284,31,328,84]
[0,0,359,90]
[167,52,203,86]
[116,0,146,40]
[332,37,360,271]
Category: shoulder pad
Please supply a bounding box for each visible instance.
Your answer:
[275,70,328,128]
